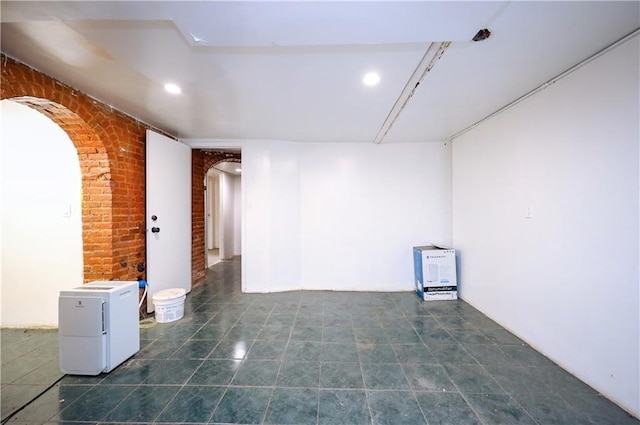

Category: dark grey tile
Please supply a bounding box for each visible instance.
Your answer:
[354,328,389,344]
[142,359,202,384]
[247,340,287,360]
[447,329,493,344]
[176,311,214,324]
[211,387,272,424]
[1,357,52,384]
[104,385,179,423]
[557,389,640,425]
[225,325,262,342]
[384,328,422,344]
[256,325,292,341]
[10,359,63,385]
[320,342,359,362]
[188,359,240,386]
[318,389,370,425]
[157,323,203,340]
[402,364,456,391]
[290,325,323,341]
[428,343,478,364]
[465,393,537,424]
[170,339,218,359]
[323,313,352,327]
[322,327,356,343]
[155,385,224,423]
[276,361,320,388]
[55,385,134,422]
[320,362,364,389]
[237,313,270,326]
[415,391,482,425]
[284,341,322,361]
[266,313,297,326]
[367,390,427,425]
[193,324,229,340]
[361,363,409,390]
[351,314,384,328]
[435,314,476,329]
[392,344,437,364]
[264,388,318,424]
[209,339,250,359]
[500,344,554,367]
[462,343,511,365]
[295,312,324,327]
[135,339,183,359]
[357,343,398,363]
[231,360,280,386]
[484,365,548,394]
[99,359,153,385]
[480,328,524,345]
[415,326,456,344]
[512,392,593,425]
[444,364,505,393]
[9,384,90,422]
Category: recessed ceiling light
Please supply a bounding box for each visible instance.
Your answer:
[362,72,380,87]
[164,83,182,95]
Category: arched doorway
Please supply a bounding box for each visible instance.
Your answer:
[1,97,115,284]
[1,100,83,326]
[203,151,242,267]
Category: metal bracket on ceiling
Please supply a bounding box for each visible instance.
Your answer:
[373,41,451,144]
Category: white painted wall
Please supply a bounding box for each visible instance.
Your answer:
[206,171,220,250]
[1,100,83,328]
[233,175,242,256]
[243,140,451,293]
[452,38,639,416]
[216,171,242,260]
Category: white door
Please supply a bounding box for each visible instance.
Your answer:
[146,130,192,312]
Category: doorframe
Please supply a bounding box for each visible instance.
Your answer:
[185,139,243,288]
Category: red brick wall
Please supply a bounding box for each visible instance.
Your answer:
[1,54,167,283]
[192,151,206,284]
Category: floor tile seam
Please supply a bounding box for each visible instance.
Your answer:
[151,380,188,423]
[63,381,137,424]
[357,355,375,425]
[457,386,541,425]
[258,383,278,424]
[425,357,492,425]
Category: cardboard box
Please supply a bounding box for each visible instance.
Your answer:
[413,245,457,301]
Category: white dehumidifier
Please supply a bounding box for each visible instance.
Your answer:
[58,281,139,375]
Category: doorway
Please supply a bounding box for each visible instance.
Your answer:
[0,100,83,327]
[205,160,241,268]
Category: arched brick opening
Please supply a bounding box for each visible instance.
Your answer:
[2,54,151,283]
[203,151,242,171]
[4,97,114,282]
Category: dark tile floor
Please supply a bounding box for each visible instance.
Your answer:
[2,257,638,424]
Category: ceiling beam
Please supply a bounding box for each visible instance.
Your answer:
[373,41,451,144]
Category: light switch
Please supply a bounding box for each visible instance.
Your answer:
[525,205,534,219]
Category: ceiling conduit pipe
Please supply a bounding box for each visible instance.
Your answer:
[448,26,640,142]
[373,41,451,144]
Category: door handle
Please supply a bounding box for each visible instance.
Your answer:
[151,227,160,233]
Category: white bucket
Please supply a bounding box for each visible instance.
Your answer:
[152,288,186,323]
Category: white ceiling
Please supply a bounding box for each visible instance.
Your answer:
[1,1,638,144]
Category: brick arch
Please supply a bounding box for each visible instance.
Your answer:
[203,151,242,172]
[3,96,114,282]
[2,54,151,283]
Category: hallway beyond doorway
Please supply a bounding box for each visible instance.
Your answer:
[208,248,221,267]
